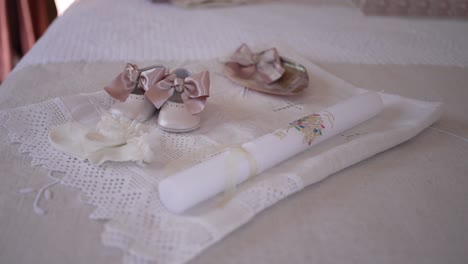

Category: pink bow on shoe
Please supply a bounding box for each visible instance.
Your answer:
[145,71,210,115]
[104,64,169,101]
[228,43,285,84]
[104,63,141,102]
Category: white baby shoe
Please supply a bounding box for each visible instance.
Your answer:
[109,93,156,122]
[158,100,201,132]
[154,68,210,132]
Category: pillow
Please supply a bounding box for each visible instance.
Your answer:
[152,0,271,8]
[353,0,468,17]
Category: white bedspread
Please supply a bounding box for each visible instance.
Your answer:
[16,0,468,70]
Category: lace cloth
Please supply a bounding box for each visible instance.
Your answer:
[14,0,468,72]
[0,58,442,264]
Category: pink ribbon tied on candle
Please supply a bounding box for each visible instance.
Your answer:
[145,71,210,114]
[228,44,285,84]
[104,63,142,102]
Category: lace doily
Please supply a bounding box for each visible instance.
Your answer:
[0,59,442,264]
[0,89,307,264]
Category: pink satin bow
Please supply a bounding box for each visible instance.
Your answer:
[104,63,141,102]
[228,44,285,84]
[145,71,210,114]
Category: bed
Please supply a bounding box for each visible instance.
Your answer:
[1,1,467,264]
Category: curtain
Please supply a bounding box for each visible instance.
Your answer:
[0,0,57,82]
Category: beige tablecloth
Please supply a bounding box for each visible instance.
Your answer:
[0,61,467,264]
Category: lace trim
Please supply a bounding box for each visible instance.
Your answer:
[0,92,304,264]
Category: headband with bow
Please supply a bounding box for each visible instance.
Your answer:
[104,64,210,114]
[227,44,285,84]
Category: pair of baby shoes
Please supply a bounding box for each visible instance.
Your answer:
[104,64,210,133]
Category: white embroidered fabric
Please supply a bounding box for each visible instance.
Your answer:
[0,59,442,264]
[14,0,468,72]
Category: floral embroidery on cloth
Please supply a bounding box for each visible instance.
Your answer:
[288,111,335,145]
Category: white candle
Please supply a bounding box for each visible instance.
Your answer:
[159,92,383,213]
